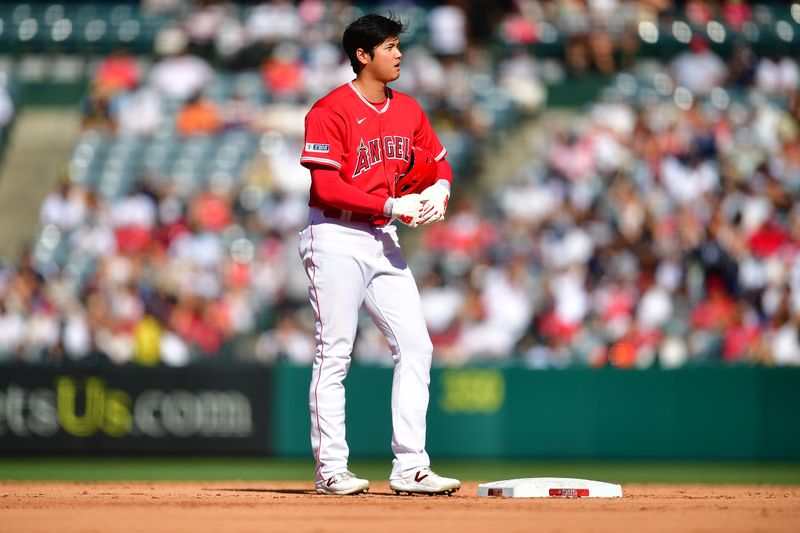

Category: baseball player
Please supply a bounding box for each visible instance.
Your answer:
[298,13,459,496]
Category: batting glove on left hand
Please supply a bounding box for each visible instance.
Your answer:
[390,194,428,227]
[417,181,450,225]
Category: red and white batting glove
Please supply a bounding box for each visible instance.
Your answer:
[417,180,450,225]
[387,194,427,227]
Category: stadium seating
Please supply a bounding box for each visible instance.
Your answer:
[0,3,169,55]
[1,1,799,368]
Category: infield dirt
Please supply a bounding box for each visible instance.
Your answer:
[1,481,798,532]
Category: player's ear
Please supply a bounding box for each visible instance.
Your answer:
[355,47,371,68]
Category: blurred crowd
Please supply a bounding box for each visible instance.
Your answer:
[0,74,15,162]
[79,0,547,168]
[0,0,543,367]
[497,0,764,76]
[412,36,799,369]
[0,0,799,368]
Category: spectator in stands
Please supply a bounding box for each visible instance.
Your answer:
[558,0,593,76]
[254,313,315,364]
[63,310,92,362]
[70,200,116,259]
[94,49,141,95]
[419,269,463,349]
[670,36,728,96]
[727,42,757,88]
[659,145,719,205]
[245,0,302,47]
[159,328,191,366]
[636,269,674,333]
[151,190,190,252]
[449,281,491,364]
[498,47,546,114]
[0,301,26,362]
[428,0,469,58]
[80,81,119,133]
[189,187,232,232]
[755,53,800,97]
[722,0,752,31]
[498,0,540,46]
[168,230,224,290]
[260,42,306,102]
[183,0,233,59]
[110,184,157,254]
[40,181,87,232]
[684,0,714,26]
[154,21,191,57]
[688,277,738,360]
[301,38,352,102]
[132,314,162,366]
[765,297,800,366]
[176,91,223,136]
[721,301,762,364]
[169,293,225,358]
[149,49,213,101]
[221,90,257,130]
[116,82,164,137]
[25,302,61,363]
[476,254,535,358]
[214,10,248,68]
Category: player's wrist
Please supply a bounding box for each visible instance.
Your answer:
[435,179,450,192]
[383,197,395,217]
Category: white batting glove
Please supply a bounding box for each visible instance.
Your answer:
[389,194,427,227]
[417,181,450,225]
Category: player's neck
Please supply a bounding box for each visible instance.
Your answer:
[352,77,387,104]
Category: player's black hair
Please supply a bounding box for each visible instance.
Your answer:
[342,13,407,74]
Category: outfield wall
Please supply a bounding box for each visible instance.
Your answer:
[275,365,800,461]
[1,364,798,460]
[0,365,273,454]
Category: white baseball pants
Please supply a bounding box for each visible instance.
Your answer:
[298,208,433,482]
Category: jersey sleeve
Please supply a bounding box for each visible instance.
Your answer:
[300,106,345,170]
[413,106,447,162]
[310,167,388,216]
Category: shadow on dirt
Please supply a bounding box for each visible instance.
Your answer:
[210,488,315,495]
[208,487,425,497]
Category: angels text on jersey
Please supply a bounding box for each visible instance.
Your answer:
[353,135,411,178]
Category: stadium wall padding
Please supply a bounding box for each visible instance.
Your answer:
[0,365,273,454]
[2,364,798,459]
[274,365,800,461]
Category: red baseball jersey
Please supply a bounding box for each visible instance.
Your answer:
[300,81,446,212]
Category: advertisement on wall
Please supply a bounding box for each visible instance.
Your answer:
[0,365,272,454]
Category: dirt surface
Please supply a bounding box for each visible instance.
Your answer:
[1,482,798,533]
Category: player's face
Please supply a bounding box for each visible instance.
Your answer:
[367,37,402,83]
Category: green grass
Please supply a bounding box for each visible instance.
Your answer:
[1,458,799,484]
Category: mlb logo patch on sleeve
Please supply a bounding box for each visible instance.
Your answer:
[305,143,330,153]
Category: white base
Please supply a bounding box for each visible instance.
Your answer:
[477,477,623,498]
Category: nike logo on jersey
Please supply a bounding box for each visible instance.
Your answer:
[414,471,429,482]
[357,117,367,124]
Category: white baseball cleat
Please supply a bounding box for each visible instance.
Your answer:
[316,471,370,495]
[390,467,461,495]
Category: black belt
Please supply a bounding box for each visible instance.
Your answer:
[322,208,388,226]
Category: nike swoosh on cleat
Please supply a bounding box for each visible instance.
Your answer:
[414,471,429,482]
